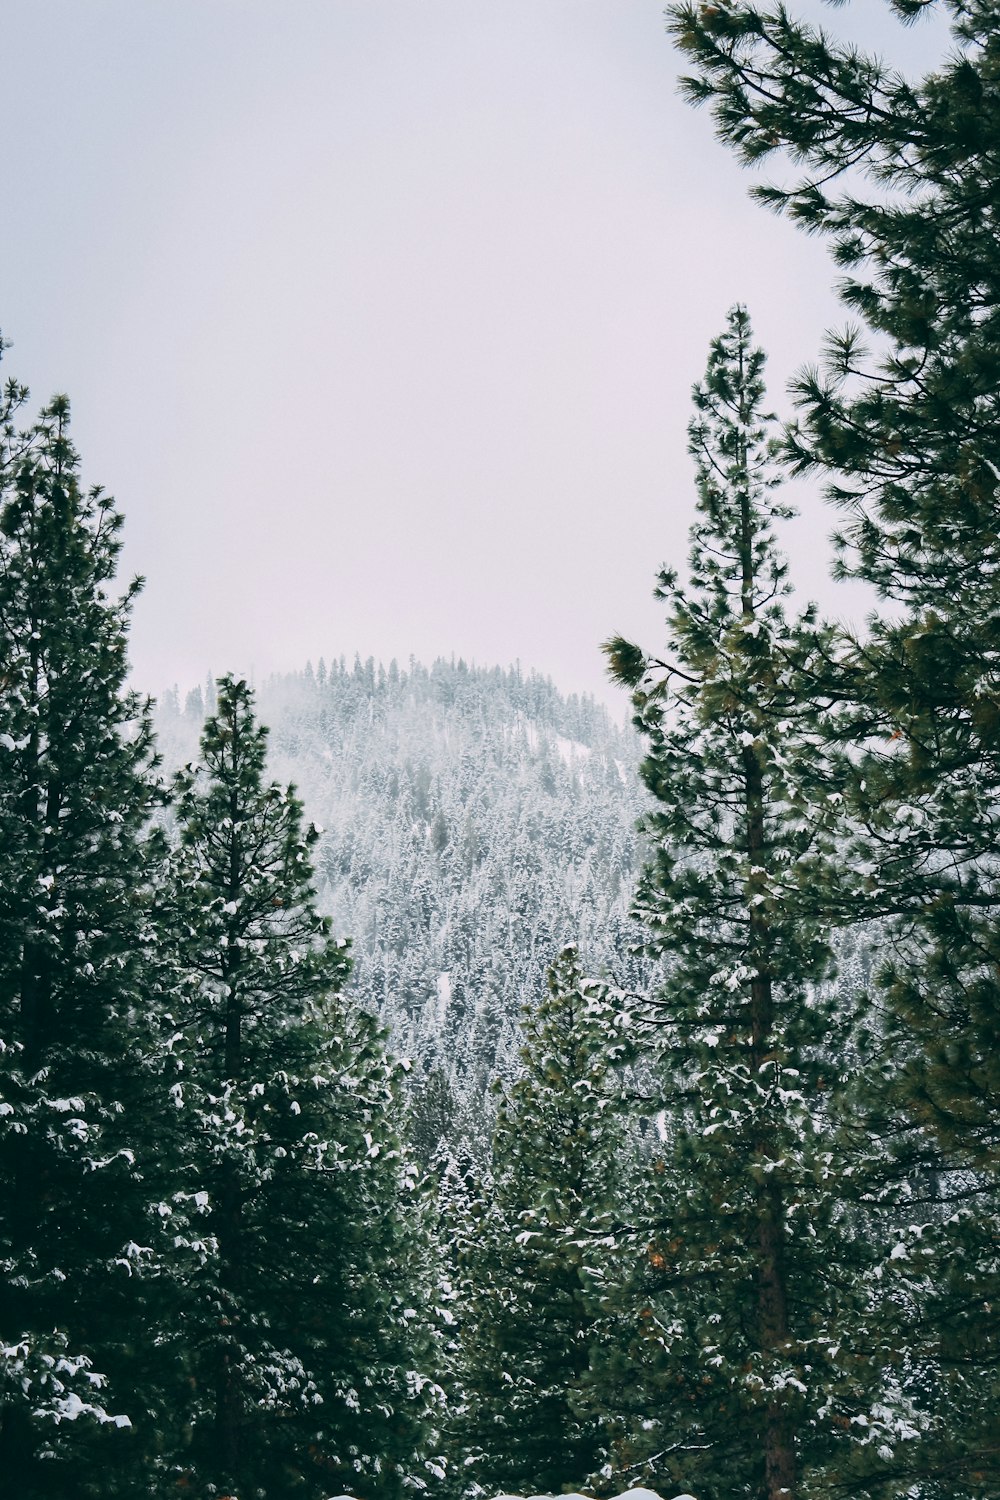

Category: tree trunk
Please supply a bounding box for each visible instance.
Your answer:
[744,738,798,1500]
[215,1306,243,1489]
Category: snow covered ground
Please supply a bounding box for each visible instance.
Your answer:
[327,1490,694,1500]
[494,1491,694,1500]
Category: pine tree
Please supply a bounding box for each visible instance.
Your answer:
[161,675,439,1499]
[457,947,632,1495]
[0,361,162,1491]
[604,309,916,1500]
[665,9,1000,1487]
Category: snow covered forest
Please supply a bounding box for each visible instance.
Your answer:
[3,4,1000,1500]
[156,656,655,1170]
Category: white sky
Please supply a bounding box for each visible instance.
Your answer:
[2,1,953,710]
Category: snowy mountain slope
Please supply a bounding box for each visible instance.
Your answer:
[156,656,654,1159]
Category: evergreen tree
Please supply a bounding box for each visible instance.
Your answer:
[161,675,439,1499]
[605,309,912,1500]
[0,361,162,1491]
[457,947,631,1495]
[665,9,1000,1487]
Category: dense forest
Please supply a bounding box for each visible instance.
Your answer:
[3,4,1000,1500]
[156,655,655,1170]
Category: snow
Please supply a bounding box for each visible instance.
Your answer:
[491,1492,684,1500]
[436,971,451,1027]
[491,1492,690,1500]
[555,733,592,766]
[328,1490,687,1500]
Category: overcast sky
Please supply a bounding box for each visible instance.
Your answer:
[3,1,953,710]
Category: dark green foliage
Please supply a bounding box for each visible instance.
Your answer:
[408,1066,458,1167]
[159,676,440,1498]
[604,310,909,1500]
[0,366,162,1492]
[0,356,450,1495]
[666,7,1000,1489]
[456,947,632,1495]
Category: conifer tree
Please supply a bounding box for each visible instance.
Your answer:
[605,309,915,1500]
[162,675,439,1499]
[665,9,1000,1486]
[0,357,162,1491]
[457,947,631,1494]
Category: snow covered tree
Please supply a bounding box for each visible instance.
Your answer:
[0,365,162,1491]
[605,309,917,1500]
[457,946,632,1494]
[161,674,440,1499]
[666,9,1000,1487]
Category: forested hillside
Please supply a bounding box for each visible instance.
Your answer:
[156,658,654,1162]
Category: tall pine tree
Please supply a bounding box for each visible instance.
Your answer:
[0,357,162,1492]
[456,947,632,1495]
[605,309,913,1500]
[665,9,1000,1487]
[160,675,440,1499]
